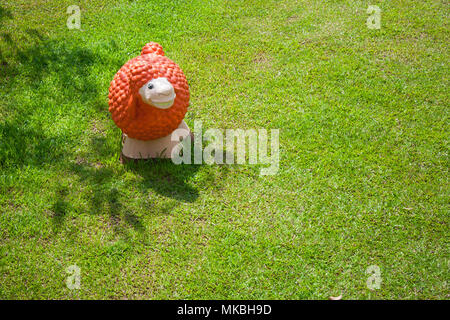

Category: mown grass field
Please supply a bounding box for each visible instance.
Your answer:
[0,0,448,299]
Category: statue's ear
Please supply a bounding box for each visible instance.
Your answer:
[129,60,149,90]
[141,42,164,56]
[126,92,137,119]
[126,61,148,119]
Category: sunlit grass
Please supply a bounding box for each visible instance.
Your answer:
[0,0,448,299]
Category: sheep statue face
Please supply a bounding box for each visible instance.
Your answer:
[108,42,190,141]
[138,77,176,109]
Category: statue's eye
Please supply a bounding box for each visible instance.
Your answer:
[148,83,154,89]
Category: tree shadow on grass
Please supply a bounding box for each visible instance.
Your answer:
[0,6,12,19]
[50,185,71,233]
[0,6,14,81]
[0,28,101,169]
[0,6,12,29]
[0,120,68,169]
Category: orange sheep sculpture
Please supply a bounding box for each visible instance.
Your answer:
[108,42,190,141]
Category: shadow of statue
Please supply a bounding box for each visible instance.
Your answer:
[125,158,201,202]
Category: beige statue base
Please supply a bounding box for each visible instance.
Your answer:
[120,120,190,163]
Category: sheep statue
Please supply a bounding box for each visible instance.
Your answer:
[108,42,191,162]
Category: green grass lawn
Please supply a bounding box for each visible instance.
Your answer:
[0,0,448,299]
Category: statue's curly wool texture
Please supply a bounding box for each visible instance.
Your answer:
[108,42,189,140]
